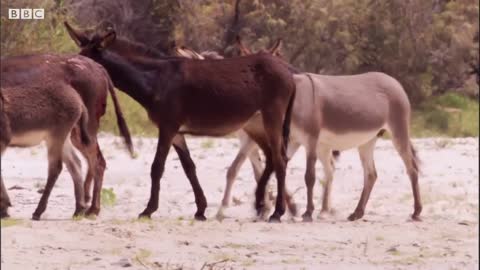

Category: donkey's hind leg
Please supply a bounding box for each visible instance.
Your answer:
[348,137,378,221]
[254,148,274,220]
[318,146,336,219]
[172,134,207,221]
[217,135,259,220]
[249,149,263,180]
[301,141,318,222]
[87,143,106,216]
[283,142,301,217]
[391,131,422,221]
[62,137,87,218]
[71,126,94,205]
[224,135,259,207]
[32,139,65,220]
[261,116,288,223]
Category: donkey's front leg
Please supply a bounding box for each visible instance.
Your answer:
[302,150,317,222]
[139,128,176,219]
[172,135,207,221]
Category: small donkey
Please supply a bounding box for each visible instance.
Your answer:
[1,83,91,220]
[1,54,134,216]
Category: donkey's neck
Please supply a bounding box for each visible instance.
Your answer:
[111,38,165,58]
[97,52,157,108]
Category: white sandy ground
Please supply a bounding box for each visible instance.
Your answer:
[0,135,478,270]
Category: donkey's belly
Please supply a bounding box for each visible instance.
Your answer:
[317,128,383,150]
[179,111,262,137]
[178,123,246,137]
[9,130,50,147]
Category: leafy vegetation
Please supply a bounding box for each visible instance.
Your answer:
[100,188,117,207]
[412,93,479,137]
[0,218,22,228]
[1,0,478,137]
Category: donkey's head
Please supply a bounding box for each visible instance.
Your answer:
[65,21,117,62]
[65,21,165,61]
[235,35,299,74]
[235,35,284,58]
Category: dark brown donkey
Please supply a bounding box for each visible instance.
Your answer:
[1,83,91,219]
[65,22,296,222]
[1,54,134,216]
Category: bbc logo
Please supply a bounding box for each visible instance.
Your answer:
[8,9,44,19]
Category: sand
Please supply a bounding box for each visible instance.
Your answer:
[1,135,478,270]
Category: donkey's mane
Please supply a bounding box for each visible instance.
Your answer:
[111,37,166,58]
[101,50,155,87]
[200,51,224,60]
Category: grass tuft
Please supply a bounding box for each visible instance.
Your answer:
[100,188,117,208]
[411,93,479,137]
[0,218,22,228]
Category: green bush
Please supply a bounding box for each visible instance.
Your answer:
[411,93,479,137]
[100,91,157,137]
[1,0,478,139]
[433,92,471,110]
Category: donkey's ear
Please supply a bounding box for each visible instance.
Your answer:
[96,20,114,33]
[235,35,252,55]
[99,31,116,50]
[64,21,90,47]
[174,46,189,58]
[269,39,283,55]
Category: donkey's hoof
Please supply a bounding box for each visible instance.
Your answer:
[194,213,207,221]
[302,213,313,222]
[72,213,85,220]
[268,213,282,223]
[215,208,228,221]
[0,209,10,219]
[73,207,87,218]
[255,198,266,215]
[86,207,100,217]
[347,211,363,221]
[31,214,41,221]
[138,212,152,219]
[255,206,264,217]
[411,214,422,222]
[287,202,298,217]
[318,210,331,220]
[215,213,225,222]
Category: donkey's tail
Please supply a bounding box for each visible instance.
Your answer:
[79,105,91,146]
[106,78,134,157]
[282,89,296,157]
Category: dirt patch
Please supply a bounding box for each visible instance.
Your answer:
[1,135,478,269]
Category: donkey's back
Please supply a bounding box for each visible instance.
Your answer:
[2,84,89,147]
[299,72,411,150]
[2,54,111,119]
